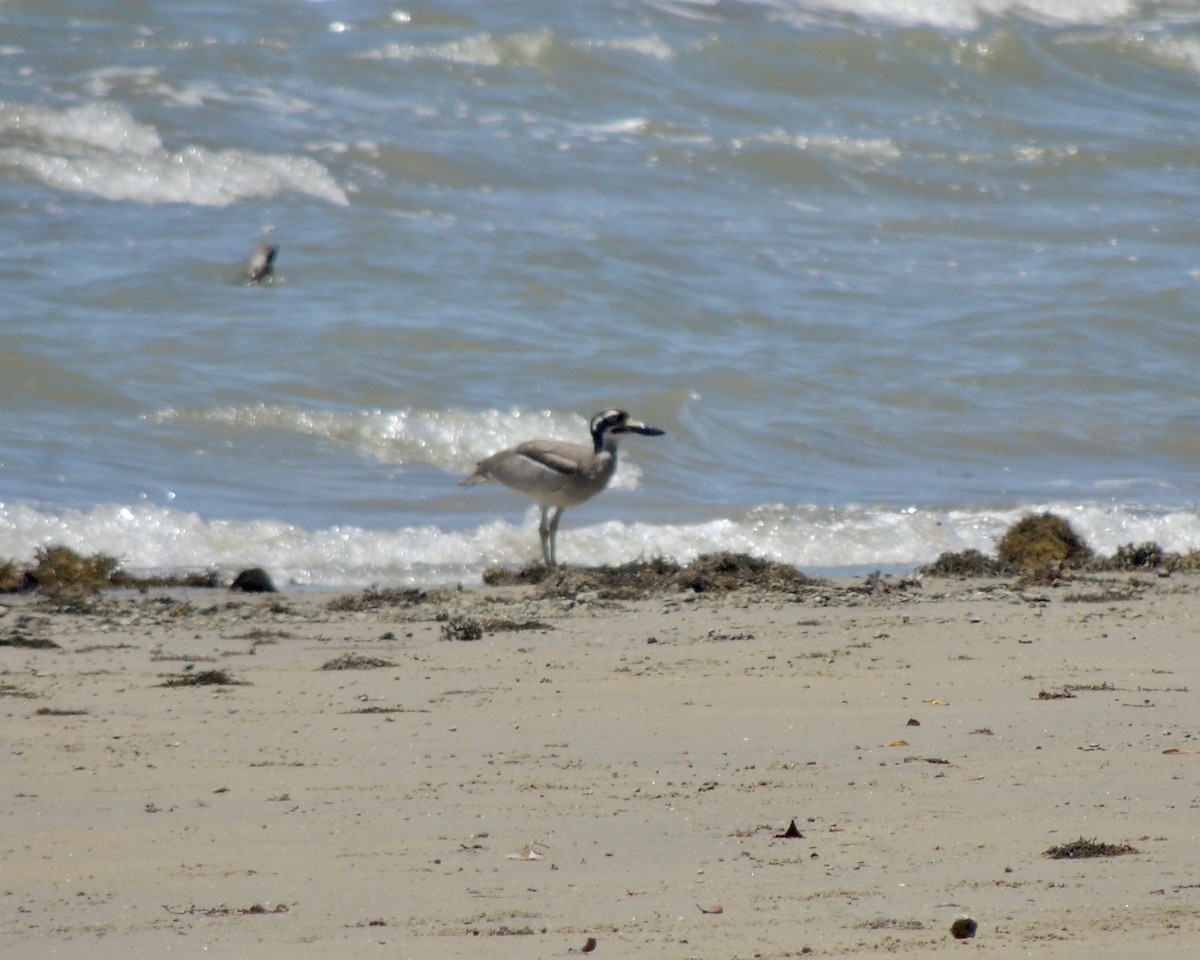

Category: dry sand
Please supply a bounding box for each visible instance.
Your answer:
[2,570,1199,958]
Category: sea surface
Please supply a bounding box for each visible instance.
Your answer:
[4,0,1200,586]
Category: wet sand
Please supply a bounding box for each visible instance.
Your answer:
[3,572,1199,958]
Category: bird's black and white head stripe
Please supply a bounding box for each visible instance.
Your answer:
[589,409,628,444]
[588,409,664,451]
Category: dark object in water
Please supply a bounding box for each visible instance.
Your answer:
[230,568,277,593]
[245,241,278,282]
[950,916,978,939]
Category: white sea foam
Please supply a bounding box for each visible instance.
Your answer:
[360,30,553,68]
[580,35,675,61]
[3,499,1196,588]
[736,129,902,164]
[0,101,348,206]
[736,0,1141,31]
[150,404,648,488]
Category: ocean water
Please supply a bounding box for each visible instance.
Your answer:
[3,0,1200,586]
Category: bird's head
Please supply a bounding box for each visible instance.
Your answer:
[589,409,665,450]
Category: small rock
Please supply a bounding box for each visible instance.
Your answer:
[230,568,277,593]
[950,916,978,939]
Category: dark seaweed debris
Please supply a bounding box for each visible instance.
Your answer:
[0,633,60,650]
[486,553,815,600]
[440,615,483,642]
[319,653,395,670]
[998,513,1092,570]
[327,587,431,611]
[919,549,1008,578]
[1043,837,1138,859]
[922,513,1200,579]
[159,669,244,688]
[1,545,219,595]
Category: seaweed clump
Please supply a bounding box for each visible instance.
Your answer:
[921,514,1098,579]
[1043,836,1137,859]
[482,563,554,587]
[320,653,396,670]
[19,546,123,595]
[327,587,430,612]
[440,615,483,642]
[919,549,1007,578]
[0,545,220,595]
[159,669,243,688]
[520,553,814,600]
[1088,542,1200,573]
[998,513,1092,571]
[676,552,812,594]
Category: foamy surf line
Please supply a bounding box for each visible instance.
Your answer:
[719,0,1146,31]
[149,404,651,486]
[0,101,348,206]
[2,499,1198,588]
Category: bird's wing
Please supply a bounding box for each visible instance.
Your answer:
[513,440,589,476]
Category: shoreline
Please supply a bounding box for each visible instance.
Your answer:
[3,571,1199,957]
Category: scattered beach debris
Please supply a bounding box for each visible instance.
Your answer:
[775,818,804,839]
[697,903,724,914]
[0,629,60,650]
[2,545,218,594]
[1037,688,1077,700]
[32,707,88,716]
[1163,746,1198,755]
[479,616,553,632]
[920,548,1006,577]
[486,553,815,599]
[164,902,288,916]
[1043,836,1138,859]
[580,936,598,953]
[230,568,277,593]
[244,241,278,283]
[922,525,1200,580]
[886,740,909,747]
[1096,541,1169,571]
[15,545,122,595]
[857,917,925,931]
[906,717,921,726]
[440,615,482,642]
[950,916,978,939]
[327,587,431,611]
[319,652,395,671]
[159,668,243,688]
[506,841,547,860]
[0,558,22,591]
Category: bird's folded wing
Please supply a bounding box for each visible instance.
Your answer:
[515,441,587,476]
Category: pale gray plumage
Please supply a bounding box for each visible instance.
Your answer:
[461,409,664,567]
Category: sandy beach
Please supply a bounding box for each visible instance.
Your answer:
[3,569,1199,958]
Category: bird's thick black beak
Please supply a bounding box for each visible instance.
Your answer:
[620,419,665,437]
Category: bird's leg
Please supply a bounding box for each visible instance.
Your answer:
[547,507,564,568]
[538,505,553,567]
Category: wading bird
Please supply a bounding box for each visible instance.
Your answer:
[461,409,664,567]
